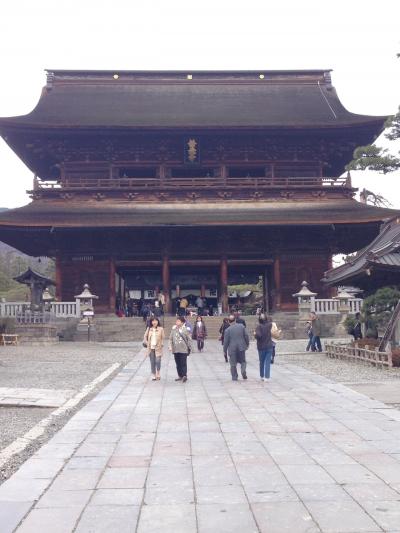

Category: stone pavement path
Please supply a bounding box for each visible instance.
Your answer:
[0,388,76,408]
[2,341,400,533]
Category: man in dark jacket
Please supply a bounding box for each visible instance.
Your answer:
[223,315,249,380]
[233,311,246,328]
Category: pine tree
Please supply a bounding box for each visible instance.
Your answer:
[347,108,400,173]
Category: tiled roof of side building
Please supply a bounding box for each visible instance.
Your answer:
[0,70,388,130]
[323,217,400,284]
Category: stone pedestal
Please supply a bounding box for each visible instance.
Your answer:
[16,324,59,345]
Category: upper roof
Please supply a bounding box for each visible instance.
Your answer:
[323,217,400,284]
[0,70,388,130]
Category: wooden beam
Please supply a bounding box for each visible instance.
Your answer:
[55,256,62,300]
[273,257,281,310]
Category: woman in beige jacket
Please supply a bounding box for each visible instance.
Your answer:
[143,317,165,380]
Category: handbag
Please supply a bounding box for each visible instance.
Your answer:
[271,322,282,341]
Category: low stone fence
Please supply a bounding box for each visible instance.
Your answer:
[325,342,393,368]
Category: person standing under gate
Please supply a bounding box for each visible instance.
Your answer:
[254,314,274,381]
[169,316,192,383]
[143,317,164,381]
[192,315,207,352]
[223,315,249,381]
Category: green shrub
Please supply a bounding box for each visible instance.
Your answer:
[362,286,400,332]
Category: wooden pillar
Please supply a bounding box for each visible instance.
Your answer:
[109,259,116,312]
[274,257,281,310]
[162,255,171,313]
[55,256,62,300]
[200,284,206,298]
[220,256,228,313]
[263,269,270,314]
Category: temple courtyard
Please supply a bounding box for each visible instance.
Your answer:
[1,341,400,532]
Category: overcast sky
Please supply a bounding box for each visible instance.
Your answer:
[0,0,399,208]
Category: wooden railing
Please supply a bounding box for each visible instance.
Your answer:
[34,176,349,191]
[325,342,392,368]
[0,301,81,318]
[311,298,362,315]
[50,301,81,318]
[0,302,27,317]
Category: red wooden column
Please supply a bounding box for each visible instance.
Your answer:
[220,256,228,313]
[273,257,281,310]
[109,259,116,312]
[55,256,62,300]
[162,255,171,314]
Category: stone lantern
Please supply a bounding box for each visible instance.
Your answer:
[293,281,317,320]
[74,284,98,341]
[333,288,353,336]
[41,287,54,312]
[74,284,98,316]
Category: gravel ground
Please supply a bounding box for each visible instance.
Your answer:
[0,341,141,389]
[0,341,142,484]
[0,406,52,449]
[277,351,400,383]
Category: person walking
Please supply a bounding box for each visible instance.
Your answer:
[219,317,230,362]
[169,316,192,382]
[192,315,207,352]
[310,311,323,352]
[223,315,249,381]
[305,320,313,351]
[179,296,189,316]
[196,295,205,316]
[254,314,274,381]
[234,310,246,328]
[143,317,165,381]
[351,312,363,341]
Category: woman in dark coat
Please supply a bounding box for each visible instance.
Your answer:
[254,314,274,381]
[192,315,207,352]
[219,317,230,362]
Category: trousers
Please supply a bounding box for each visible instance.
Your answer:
[258,347,273,378]
[174,353,188,377]
[229,349,246,380]
[149,349,161,374]
[311,335,322,352]
[197,339,204,351]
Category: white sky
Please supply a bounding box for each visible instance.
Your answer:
[0,0,399,208]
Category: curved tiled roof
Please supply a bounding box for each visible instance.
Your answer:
[0,198,398,228]
[0,70,387,130]
[323,217,400,284]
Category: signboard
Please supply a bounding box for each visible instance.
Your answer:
[83,310,94,317]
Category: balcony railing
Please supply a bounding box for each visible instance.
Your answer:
[33,176,350,191]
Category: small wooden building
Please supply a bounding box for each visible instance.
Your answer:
[0,70,398,313]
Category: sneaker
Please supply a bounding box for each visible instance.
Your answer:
[182,376,187,383]
[242,373,248,380]
[151,376,157,381]
[175,377,182,381]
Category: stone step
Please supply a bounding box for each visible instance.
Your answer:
[93,314,299,341]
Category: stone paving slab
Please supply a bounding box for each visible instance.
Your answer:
[0,387,75,407]
[2,341,400,532]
